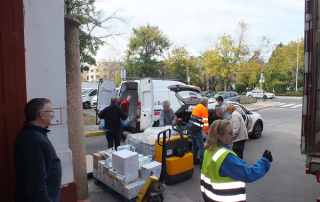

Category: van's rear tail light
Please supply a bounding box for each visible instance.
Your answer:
[136,102,141,119]
[190,96,197,98]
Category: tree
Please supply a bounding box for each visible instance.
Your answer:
[124,24,171,77]
[267,38,304,85]
[164,46,201,85]
[64,0,128,72]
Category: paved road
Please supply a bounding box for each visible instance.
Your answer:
[85,96,320,202]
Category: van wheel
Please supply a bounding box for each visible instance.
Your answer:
[83,101,90,109]
[250,121,262,139]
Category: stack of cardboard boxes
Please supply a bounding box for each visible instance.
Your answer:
[93,149,162,200]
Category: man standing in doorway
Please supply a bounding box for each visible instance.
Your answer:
[120,95,131,141]
[187,97,209,167]
[14,98,62,202]
[99,96,128,150]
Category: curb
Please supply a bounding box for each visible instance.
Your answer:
[250,106,270,111]
[85,131,105,137]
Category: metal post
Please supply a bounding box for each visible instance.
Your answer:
[296,41,299,92]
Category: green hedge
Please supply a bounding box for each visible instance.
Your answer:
[235,83,246,94]
[273,81,287,94]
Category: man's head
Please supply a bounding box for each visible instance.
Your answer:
[215,106,224,118]
[117,96,123,103]
[111,96,117,104]
[25,98,53,128]
[126,95,131,103]
[216,96,224,105]
[200,97,209,107]
[162,100,170,112]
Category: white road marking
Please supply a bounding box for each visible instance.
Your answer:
[278,103,287,106]
[280,104,295,107]
[290,104,302,108]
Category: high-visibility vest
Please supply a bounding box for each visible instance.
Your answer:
[200,146,246,202]
[187,103,209,133]
[120,100,129,113]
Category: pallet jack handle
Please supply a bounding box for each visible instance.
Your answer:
[172,118,187,158]
[157,129,171,147]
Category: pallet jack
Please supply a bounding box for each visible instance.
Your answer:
[155,118,194,185]
[135,119,193,201]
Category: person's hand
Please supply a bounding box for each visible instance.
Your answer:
[172,120,175,124]
[262,150,273,163]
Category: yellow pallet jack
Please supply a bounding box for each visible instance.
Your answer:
[135,175,165,202]
[155,119,194,185]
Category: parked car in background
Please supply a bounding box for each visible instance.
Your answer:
[169,85,264,139]
[204,91,215,98]
[246,90,275,99]
[211,91,241,103]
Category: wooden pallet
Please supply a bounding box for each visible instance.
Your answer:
[93,178,136,202]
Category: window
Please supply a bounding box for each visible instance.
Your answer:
[91,69,94,72]
[91,75,93,79]
[86,76,89,80]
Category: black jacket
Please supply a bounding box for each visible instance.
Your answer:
[98,103,128,129]
[14,122,62,202]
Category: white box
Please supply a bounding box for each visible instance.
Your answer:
[112,150,139,175]
[140,161,162,181]
[116,171,139,185]
[93,168,98,178]
[109,168,118,179]
[98,160,106,173]
[105,174,113,187]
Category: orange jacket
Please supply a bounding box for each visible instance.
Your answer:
[188,103,209,133]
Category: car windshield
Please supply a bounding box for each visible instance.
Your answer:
[82,89,91,95]
[213,92,226,98]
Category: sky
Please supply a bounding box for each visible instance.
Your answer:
[94,0,304,62]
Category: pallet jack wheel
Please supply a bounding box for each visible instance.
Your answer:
[148,194,163,202]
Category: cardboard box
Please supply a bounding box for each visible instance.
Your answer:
[108,168,118,179]
[93,153,104,170]
[116,171,139,185]
[98,160,106,173]
[103,164,112,175]
[93,168,98,179]
[112,150,139,175]
[140,161,162,181]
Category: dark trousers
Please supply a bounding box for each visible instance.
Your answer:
[105,128,121,150]
[232,140,246,159]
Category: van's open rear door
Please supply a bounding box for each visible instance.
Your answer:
[97,79,116,112]
[140,78,154,130]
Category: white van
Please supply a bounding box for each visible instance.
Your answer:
[97,78,196,133]
[82,88,98,109]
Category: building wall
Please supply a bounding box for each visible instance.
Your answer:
[23,0,74,185]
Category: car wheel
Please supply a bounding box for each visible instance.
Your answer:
[263,95,267,99]
[248,95,252,98]
[251,121,262,139]
[83,101,90,109]
[237,100,240,103]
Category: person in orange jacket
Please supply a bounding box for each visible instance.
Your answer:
[187,97,209,167]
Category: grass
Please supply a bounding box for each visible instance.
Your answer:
[240,95,258,104]
[83,113,97,126]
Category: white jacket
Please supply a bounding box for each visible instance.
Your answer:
[229,110,248,142]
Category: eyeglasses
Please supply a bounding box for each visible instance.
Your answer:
[225,131,234,136]
[42,110,54,116]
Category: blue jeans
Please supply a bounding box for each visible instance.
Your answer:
[188,129,205,163]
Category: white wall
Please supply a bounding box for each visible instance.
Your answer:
[23,0,74,184]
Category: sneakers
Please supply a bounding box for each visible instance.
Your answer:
[194,158,200,165]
